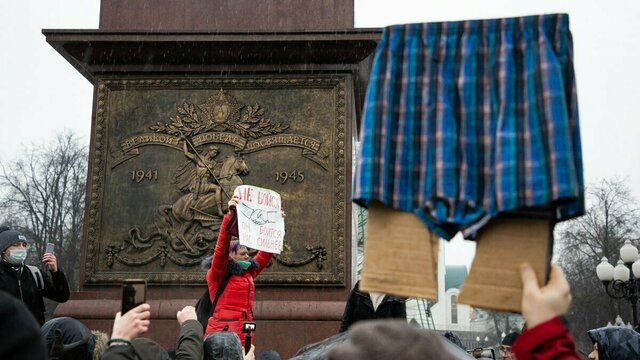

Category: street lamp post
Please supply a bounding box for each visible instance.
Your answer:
[595,240,640,327]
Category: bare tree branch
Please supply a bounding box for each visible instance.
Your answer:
[0,131,87,291]
[556,178,640,351]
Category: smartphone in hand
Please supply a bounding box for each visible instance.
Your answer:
[242,322,256,355]
[121,279,147,315]
[45,243,55,254]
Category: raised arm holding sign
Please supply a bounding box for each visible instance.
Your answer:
[204,189,285,348]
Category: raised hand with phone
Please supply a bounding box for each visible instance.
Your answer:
[102,284,205,359]
[42,242,58,272]
[111,303,152,341]
[121,279,147,315]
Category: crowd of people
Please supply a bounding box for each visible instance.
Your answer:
[2,199,640,359]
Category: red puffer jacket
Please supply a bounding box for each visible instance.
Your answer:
[205,209,273,342]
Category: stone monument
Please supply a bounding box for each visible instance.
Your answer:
[44,0,380,356]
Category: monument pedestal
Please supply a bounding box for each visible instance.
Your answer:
[57,291,344,357]
[46,29,380,358]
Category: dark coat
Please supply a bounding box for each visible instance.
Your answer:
[0,290,47,360]
[101,319,203,360]
[588,325,640,360]
[205,211,273,343]
[0,260,70,325]
[339,281,406,332]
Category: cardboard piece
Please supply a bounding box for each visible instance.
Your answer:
[360,201,439,299]
[458,217,552,313]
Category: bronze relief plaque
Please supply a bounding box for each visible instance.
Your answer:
[85,76,350,285]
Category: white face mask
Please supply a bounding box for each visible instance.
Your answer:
[8,248,27,264]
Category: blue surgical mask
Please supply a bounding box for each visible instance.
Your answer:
[8,248,27,264]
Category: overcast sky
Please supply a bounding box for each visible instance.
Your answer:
[1,1,639,267]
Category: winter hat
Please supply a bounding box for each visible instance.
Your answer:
[443,331,465,349]
[41,317,96,360]
[502,332,519,346]
[327,320,464,360]
[204,331,244,360]
[0,229,29,253]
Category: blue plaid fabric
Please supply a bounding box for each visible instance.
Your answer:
[354,14,584,240]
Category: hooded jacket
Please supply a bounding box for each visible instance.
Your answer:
[0,259,70,325]
[588,325,640,360]
[339,280,406,332]
[203,331,244,360]
[205,208,273,342]
[41,317,96,360]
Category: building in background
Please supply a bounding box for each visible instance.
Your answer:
[406,241,494,348]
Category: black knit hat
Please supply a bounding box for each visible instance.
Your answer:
[0,229,29,253]
[502,332,519,346]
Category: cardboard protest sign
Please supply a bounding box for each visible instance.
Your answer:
[235,185,285,254]
[458,216,552,313]
[360,201,439,300]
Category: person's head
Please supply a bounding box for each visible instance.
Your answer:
[207,145,219,159]
[588,326,640,360]
[230,240,250,261]
[326,319,468,360]
[499,332,519,360]
[204,332,244,360]
[442,331,464,350]
[41,317,100,360]
[0,228,29,265]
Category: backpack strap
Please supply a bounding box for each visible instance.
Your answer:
[211,271,232,314]
[196,271,233,330]
[27,265,44,291]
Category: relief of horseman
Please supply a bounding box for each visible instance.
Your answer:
[168,138,250,251]
[173,141,224,222]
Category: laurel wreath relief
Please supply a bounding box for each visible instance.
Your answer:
[149,90,289,138]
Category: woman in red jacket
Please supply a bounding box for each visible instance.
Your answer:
[205,196,279,344]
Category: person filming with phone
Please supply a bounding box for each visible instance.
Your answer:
[0,226,70,325]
